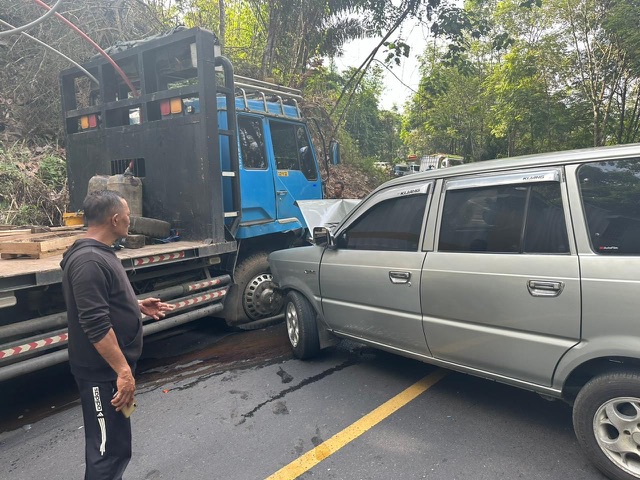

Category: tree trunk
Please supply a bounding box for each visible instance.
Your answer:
[593,108,602,147]
[218,0,225,48]
[261,4,280,79]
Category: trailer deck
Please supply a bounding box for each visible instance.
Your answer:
[0,239,237,292]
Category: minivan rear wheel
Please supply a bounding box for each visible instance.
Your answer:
[284,291,320,360]
[573,371,640,480]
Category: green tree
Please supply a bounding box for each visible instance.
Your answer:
[343,66,385,158]
[550,0,629,146]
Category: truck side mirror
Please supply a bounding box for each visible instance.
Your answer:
[329,140,340,165]
[313,226,333,247]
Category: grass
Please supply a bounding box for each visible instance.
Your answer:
[0,142,68,226]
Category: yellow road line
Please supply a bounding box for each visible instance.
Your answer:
[265,368,448,480]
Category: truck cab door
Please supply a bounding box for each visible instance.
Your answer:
[266,120,322,222]
[236,115,277,230]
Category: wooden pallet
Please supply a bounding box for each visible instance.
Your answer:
[0,225,83,239]
[0,231,85,259]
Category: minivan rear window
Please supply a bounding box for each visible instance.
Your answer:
[578,159,640,255]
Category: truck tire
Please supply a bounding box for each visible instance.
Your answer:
[129,216,171,238]
[573,371,640,480]
[223,252,283,327]
[284,291,320,359]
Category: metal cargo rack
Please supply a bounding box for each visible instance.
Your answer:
[233,75,302,118]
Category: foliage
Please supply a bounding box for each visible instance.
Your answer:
[403,0,640,160]
[0,143,68,226]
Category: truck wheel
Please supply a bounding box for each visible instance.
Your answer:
[285,291,319,359]
[573,371,640,480]
[129,216,171,238]
[223,252,283,327]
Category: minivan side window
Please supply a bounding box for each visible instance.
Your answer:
[338,194,427,251]
[578,159,640,255]
[238,116,267,169]
[439,182,569,254]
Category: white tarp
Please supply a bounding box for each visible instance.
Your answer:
[296,199,361,232]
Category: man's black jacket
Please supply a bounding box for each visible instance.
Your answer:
[61,238,142,381]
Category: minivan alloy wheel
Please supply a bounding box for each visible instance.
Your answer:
[574,371,640,480]
[593,397,640,477]
[284,291,320,359]
[286,302,300,347]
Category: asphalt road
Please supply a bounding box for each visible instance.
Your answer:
[0,320,608,480]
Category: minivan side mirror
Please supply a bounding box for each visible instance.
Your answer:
[329,140,340,165]
[313,226,333,247]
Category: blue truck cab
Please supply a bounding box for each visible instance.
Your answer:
[214,93,323,239]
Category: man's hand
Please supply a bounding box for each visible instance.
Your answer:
[93,329,136,412]
[139,297,176,320]
[112,368,135,411]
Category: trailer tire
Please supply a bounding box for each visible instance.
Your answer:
[129,216,171,238]
[223,252,283,327]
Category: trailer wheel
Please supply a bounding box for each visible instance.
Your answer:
[285,291,320,359]
[129,216,171,238]
[223,252,283,327]
[573,371,640,480]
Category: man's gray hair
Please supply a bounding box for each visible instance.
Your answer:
[83,190,125,226]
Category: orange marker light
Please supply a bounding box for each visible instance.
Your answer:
[170,97,183,114]
[80,116,89,129]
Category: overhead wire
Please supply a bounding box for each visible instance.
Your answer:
[0,0,64,37]
[32,0,139,97]
[0,18,99,86]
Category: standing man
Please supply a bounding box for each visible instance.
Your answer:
[333,181,345,199]
[61,190,174,480]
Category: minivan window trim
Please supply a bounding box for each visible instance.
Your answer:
[335,181,433,241]
[445,169,561,191]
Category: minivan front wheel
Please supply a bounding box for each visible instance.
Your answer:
[573,372,640,480]
[285,291,319,360]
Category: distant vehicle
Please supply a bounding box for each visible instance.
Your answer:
[269,143,640,480]
[420,154,464,171]
[393,163,419,177]
[393,164,409,176]
[373,161,391,172]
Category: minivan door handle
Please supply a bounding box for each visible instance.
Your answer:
[527,280,564,297]
[389,271,411,285]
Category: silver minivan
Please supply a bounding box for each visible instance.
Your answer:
[268,144,640,480]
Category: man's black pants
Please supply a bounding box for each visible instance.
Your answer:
[76,378,132,480]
